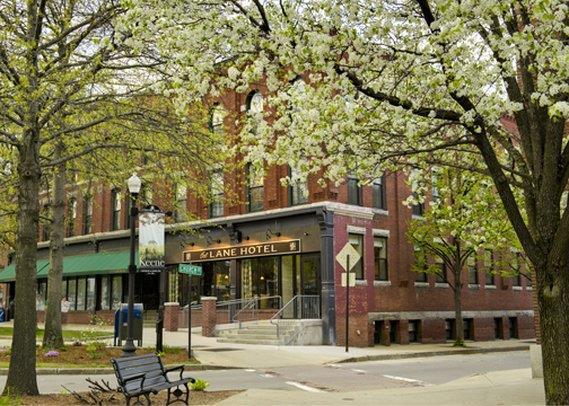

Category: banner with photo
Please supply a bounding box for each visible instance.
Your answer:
[139,207,165,273]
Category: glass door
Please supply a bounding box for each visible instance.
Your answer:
[296,253,321,318]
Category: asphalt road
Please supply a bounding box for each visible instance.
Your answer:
[3,350,530,395]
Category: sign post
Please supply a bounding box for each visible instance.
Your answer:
[179,264,203,359]
[336,242,360,353]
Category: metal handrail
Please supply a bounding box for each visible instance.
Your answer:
[232,295,283,328]
[270,295,321,338]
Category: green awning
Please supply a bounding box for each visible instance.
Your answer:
[0,251,136,282]
[0,260,50,282]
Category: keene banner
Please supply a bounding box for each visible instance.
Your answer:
[139,208,165,272]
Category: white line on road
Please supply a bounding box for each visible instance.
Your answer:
[351,369,366,374]
[245,369,256,372]
[285,381,323,393]
[261,373,275,378]
[383,374,430,386]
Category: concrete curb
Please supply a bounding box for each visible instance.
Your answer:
[0,364,240,375]
[333,345,530,364]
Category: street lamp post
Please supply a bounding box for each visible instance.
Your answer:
[122,173,141,357]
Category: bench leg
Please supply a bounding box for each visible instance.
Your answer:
[166,383,190,405]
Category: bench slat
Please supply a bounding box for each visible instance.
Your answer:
[114,355,160,369]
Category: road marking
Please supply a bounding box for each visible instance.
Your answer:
[383,374,429,386]
[245,369,256,372]
[351,369,366,374]
[285,381,323,393]
[261,373,275,378]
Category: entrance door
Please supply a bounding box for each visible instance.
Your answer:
[296,253,320,318]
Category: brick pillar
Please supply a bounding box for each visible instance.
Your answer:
[164,302,180,332]
[201,297,217,337]
[380,320,391,346]
[398,319,410,345]
[501,316,510,340]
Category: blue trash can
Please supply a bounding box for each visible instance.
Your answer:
[0,308,5,322]
[113,303,144,347]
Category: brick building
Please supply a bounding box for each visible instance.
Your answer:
[0,89,534,346]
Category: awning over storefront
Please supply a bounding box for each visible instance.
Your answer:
[0,251,135,282]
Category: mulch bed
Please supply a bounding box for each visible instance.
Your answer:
[15,390,243,405]
[0,345,198,368]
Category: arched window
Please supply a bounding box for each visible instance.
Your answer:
[246,91,264,114]
[209,104,226,134]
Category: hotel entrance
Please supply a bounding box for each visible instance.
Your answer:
[240,253,320,312]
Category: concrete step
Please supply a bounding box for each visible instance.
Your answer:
[217,337,286,345]
[217,333,283,340]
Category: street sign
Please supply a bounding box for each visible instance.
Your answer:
[179,263,203,276]
[336,243,361,271]
[341,272,356,287]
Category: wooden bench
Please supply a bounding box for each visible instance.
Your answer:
[111,354,195,405]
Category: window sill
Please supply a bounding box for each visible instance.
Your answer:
[372,209,389,216]
[485,285,497,290]
[512,286,523,291]
[468,284,480,289]
[412,215,425,220]
[435,283,449,288]
[414,282,430,287]
[526,287,533,291]
[373,280,391,287]
[355,280,368,286]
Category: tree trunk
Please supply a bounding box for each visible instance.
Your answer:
[43,146,66,349]
[537,261,569,404]
[453,285,464,347]
[3,133,41,396]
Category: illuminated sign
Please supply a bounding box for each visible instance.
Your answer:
[183,239,301,262]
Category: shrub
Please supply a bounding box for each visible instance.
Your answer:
[85,341,106,359]
[191,379,209,392]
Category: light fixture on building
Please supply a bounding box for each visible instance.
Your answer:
[265,229,282,240]
[216,239,221,244]
[205,236,213,246]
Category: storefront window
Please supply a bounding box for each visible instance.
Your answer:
[67,278,77,310]
[348,233,364,279]
[86,277,96,311]
[76,278,86,311]
[111,275,122,309]
[36,280,47,311]
[100,276,110,310]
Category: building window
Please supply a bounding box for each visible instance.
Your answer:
[288,166,309,206]
[83,196,93,234]
[174,184,188,222]
[467,256,478,285]
[66,197,77,237]
[348,233,364,279]
[209,104,226,134]
[435,257,447,283]
[209,169,224,218]
[414,246,428,282]
[412,199,424,216]
[246,163,264,212]
[67,278,77,311]
[41,203,50,241]
[484,250,495,286]
[246,91,264,114]
[86,277,96,312]
[124,195,131,229]
[111,275,123,309]
[372,175,386,210]
[100,276,110,310]
[374,237,388,281]
[512,252,522,286]
[36,280,47,311]
[509,317,518,338]
[111,189,121,230]
[445,319,455,340]
[76,277,86,311]
[347,176,361,205]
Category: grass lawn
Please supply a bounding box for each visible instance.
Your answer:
[0,326,111,341]
[0,344,199,369]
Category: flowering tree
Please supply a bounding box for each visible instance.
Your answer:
[128,0,568,402]
[407,165,516,346]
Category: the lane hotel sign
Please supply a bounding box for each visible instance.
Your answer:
[183,240,301,262]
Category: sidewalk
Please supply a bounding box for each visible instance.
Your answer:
[219,368,545,405]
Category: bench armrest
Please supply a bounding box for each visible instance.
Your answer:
[123,372,147,392]
[164,365,185,381]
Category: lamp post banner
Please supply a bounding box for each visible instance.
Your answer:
[139,209,165,272]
